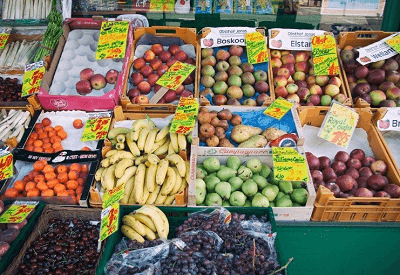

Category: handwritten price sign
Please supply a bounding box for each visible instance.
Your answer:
[81,116,111,141]
[311,35,339,76]
[264,97,293,120]
[102,183,125,209]
[156,61,196,91]
[22,61,45,97]
[385,34,400,54]
[100,202,119,241]
[170,97,199,135]
[96,21,129,60]
[0,201,38,224]
[0,153,13,181]
[318,101,359,149]
[0,33,10,49]
[272,147,309,182]
[245,32,268,65]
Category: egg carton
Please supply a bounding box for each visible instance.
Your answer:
[50,29,124,97]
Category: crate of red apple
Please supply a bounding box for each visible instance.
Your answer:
[270,49,351,107]
[121,26,198,112]
[337,31,399,108]
[75,68,119,96]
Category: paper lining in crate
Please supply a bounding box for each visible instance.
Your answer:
[192,105,304,155]
[188,145,316,221]
[89,106,189,207]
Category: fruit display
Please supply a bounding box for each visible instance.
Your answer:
[196,156,310,207]
[307,149,400,199]
[0,77,24,103]
[196,107,299,148]
[270,49,348,106]
[49,29,124,97]
[0,108,32,145]
[340,49,400,107]
[127,43,195,104]
[3,160,88,203]
[199,45,271,106]
[93,117,190,205]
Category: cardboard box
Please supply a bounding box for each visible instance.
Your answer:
[37,18,133,111]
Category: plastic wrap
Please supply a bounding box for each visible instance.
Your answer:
[180,230,224,254]
[241,216,272,234]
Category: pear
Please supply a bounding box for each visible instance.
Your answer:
[238,135,268,148]
[196,166,208,179]
[291,188,309,205]
[279,181,293,195]
[269,171,280,185]
[237,166,253,180]
[260,165,271,179]
[205,193,222,206]
[244,200,252,207]
[293,202,302,206]
[222,200,231,207]
[241,179,258,196]
[195,179,206,191]
[202,157,220,173]
[246,158,263,173]
[275,191,285,203]
[227,156,241,170]
[269,201,275,207]
[228,177,243,192]
[229,191,246,206]
[276,197,293,207]
[252,194,270,207]
[215,181,232,199]
[262,185,279,201]
[205,176,221,193]
[196,187,206,205]
[292,181,306,189]
[217,167,237,181]
[204,173,217,182]
[231,125,262,143]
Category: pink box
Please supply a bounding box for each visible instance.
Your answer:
[38,18,133,111]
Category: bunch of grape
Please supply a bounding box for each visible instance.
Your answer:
[180,232,220,260]
[118,264,153,275]
[159,246,198,275]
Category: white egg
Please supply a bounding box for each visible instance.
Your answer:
[68,30,83,41]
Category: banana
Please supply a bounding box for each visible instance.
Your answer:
[169,132,179,153]
[134,164,146,203]
[144,128,159,154]
[153,139,170,155]
[145,161,151,168]
[116,166,137,186]
[101,158,111,168]
[150,137,167,153]
[139,185,150,205]
[131,213,157,232]
[146,185,161,204]
[95,167,104,181]
[185,161,190,183]
[108,127,131,140]
[126,132,141,157]
[170,167,182,195]
[137,128,151,151]
[110,151,135,164]
[105,149,119,158]
[177,134,187,151]
[168,141,175,155]
[154,193,167,204]
[156,159,169,185]
[142,224,157,241]
[164,194,176,205]
[116,142,125,150]
[165,154,186,177]
[121,177,135,204]
[135,155,148,166]
[179,178,188,192]
[116,134,126,143]
[134,206,168,239]
[160,167,177,195]
[145,205,169,237]
[146,164,157,193]
[132,119,155,133]
[104,164,117,190]
[115,159,134,178]
[155,125,170,142]
[148,154,160,165]
[100,166,109,189]
[121,225,145,243]
[122,215,146,235]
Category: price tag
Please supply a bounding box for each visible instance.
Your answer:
[96,21,129,60]
[311,35,339,76]
[264,97,293,120]
[100,202,119,241]
[102,183,125,209]
[0,33,10,49]
[170,97,199,135]
[377,107,400,131]
[0,153,13,181]
[156,61,196,91]
[245,32,268,64]
[150,0,175,11]
[272,147,309,182]
[81,113,112,141]
[0,201,39,224]
[318,101,359,149]
[385,34,400,54]
[22,61,45,97]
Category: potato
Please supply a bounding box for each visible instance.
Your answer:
[0,241,10,257]
[0,228,19,244]
[8,219,27,230]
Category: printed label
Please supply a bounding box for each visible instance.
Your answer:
[272,147,309,182]
[201,27,258,48]
[356,32,400,65]
[0,33,10,49]
[96,21,129,60]
[0,153,13,181]
[100,202,119,241]
[0,201,38,223]
[268,28,327,51]
[385,34,400,54]
[311,34,339,76]
[102,184,125,209]
[245,32,269,64]
[81,116,112,141]
[377,107,400,131]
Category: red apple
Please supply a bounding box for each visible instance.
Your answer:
[80,68,94,81]
[184,58,195,65]
[147,74,160,86]
[175,51,188,62]
[133,58,146,70]
[105,69,119,84]
[166,58,177,67]
[143,50,156,62]
[168,44,181,55]
[159,51,172,62]
[76,80,92,95]
[137,81,151,94]
[127,88,140,98]
[151,44,163,55]
[131,72,144,86]
[135,95,149,104]
[157,64,169,76]
[90,74,106,90]
[150,59,162,70]
[140,65,153,77]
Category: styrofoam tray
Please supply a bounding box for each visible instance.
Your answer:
[381,131,400,170]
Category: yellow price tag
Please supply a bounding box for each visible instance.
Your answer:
[170,97,199,135]
[385,34,400,54]
[102,183,125,209]
[272,147,309,182]
[22,61,45,97]
[264,97,293,120]
[0,33,10,49]
[81,116,111,141]
[0,153,13,181]
[100,202,119,241]
[96,21,129,60]
[311,35,339,76]
[245,32,269,64]
[0,201,38,224]
[156,61,196,91]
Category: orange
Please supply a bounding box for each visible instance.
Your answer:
[57,173,68,183]
[66,180,78,190]
[33,147,43,153]
[81,147,90,151]
[41,189,54,197]
[69,163,81,172]
[48,131,56,138]
[50,136,61,143]
[56,165,67,174]
[34,174,45,183]
[43,165,54,173]
[81,164,89,173]
[57,190,69,197]
[67,190,75,195]
[44,148,54,154]
[44,126,54,132]
[30,133,38,140]
[38,132,48,139]
[54,125,64,132]
[79,172,88,180]
[54,184,66,194]
[54,146,63,152]
[52,142,62,149]
[42,143,52,149]
[42,118,52,127]
[36,128,44,134]
[33,140,43,147]
[44,172,56,181]
[13,180,25,192]
[47,179,59,189]
[34,123,44,130]
[22,175,30,184]
[76,186,83,195]
[42,137,50,144]
[5,187,19,197]
[57,130,67,140]
[27,188,40,197]
[33,161,45,171]
[76,178,84,186]
[26,139,34,146]
[25,145,34,152]
[36,182,49,191]
[68,170,79,180]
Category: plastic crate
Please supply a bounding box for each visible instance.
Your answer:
[298,107,400,222]
[96,206,283,275]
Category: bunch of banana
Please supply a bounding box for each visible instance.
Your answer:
[121,205,169,242]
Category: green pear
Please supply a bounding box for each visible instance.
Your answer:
[260,164,271,179]
[215,181,232,199]
[238,135,268,148]
[269,171,280,185]
[250,192,263,201]
[222,201,231,207]
[293,202,302,207]
[241,179,258,196]
[279,181,293,195]
[229,191,246,206]
[220,164,227,169]
[228,177,243,192]
[196,187,206,205]
[262,185,279,202]
[195,179,206,191]
[292,181,306,189]
[291,188,309,205]
[204,173,217,182]
[252,174,268,189]
[276,197,293,207]
[205,193,222,206]
[196,166,208,179]
[269,202,275,207]
[244,200,252,207]
[217,167,237,181]
[227,156,241,170]
[205,176,221,193]
[252,194,270,207]
[237,166,253,180]
[246,158,263,173]
[202,157,220,173]
[231,125,262,143]
[275,191,285,202]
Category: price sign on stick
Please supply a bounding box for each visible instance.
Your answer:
[0,33,10,49]
[96,21,129,60]
[149,61,196,104]
[245,31,268,64]
[81,112,112,141]
[311,35,339,76]
[318,101,359,149]
[272,147,309,182]
[0,153,13,181]
[170,97,199,134]
[385,34,400,54]
[102,184,125,209]
[22,61,45,97]
[264,98,293,120]
[100,202,119,241]
[0,201,39,223]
